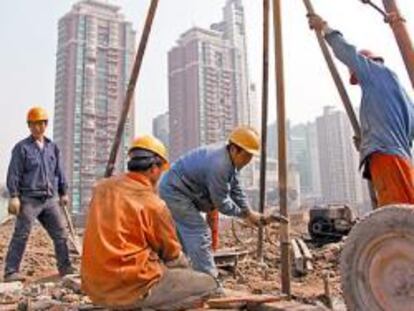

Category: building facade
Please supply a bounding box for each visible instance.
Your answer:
[152,112,169,150]
[53,0,135,223]
[316,106,362,206]
[168,0,255,161]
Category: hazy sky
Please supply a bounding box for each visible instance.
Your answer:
[0,0,412,181]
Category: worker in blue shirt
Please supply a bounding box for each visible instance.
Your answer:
[308,14,414,208]
[4,107,74,282]
[159,127,266,280]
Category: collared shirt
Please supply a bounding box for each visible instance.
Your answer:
[324,30,414,165]
[169,143,249,217]
[6,136,67,198]
[81,173,181,307]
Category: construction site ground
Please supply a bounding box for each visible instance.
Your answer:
[0,213,347,310]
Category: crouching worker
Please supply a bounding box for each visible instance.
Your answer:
[81,135,217,310]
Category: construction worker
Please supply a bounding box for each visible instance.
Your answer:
[4,107,73,282]
[81,135,217,310]
[159,126,265,281]
[308,14,414,207]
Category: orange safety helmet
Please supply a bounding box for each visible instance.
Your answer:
[27,107,48,122]
[129,135,170,171]
[228,126,260,156]
[350,49,384,85]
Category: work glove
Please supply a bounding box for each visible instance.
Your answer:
[307,14,328,32]
[8,197,21,215]
[59,195,69,207]
[165,252,190,269]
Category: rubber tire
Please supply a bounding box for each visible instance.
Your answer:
[340,205,414,311]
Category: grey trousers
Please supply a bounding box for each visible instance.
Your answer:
[132,268,217,310]
[4,197,71,276]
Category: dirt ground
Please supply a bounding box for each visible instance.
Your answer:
[0,213,344,309]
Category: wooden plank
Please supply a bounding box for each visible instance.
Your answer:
[291,239,304,275]
[207,295,284,309]
[296,238,313,260]
[295,238,314,272]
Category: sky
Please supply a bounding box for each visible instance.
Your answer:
[0,0,413,182]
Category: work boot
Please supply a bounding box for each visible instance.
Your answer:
[3,272,25,283]
[59,265,76,277]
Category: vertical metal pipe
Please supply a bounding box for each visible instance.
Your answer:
[105,0,160,177]
[381,0,414,88]
[272,0,291,296]
[257,0,270,261]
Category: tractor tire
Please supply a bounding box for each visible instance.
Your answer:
[340,205,414,311]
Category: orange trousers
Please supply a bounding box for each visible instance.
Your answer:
[370,153,414,207]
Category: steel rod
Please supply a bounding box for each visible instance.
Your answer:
[272,0,291,296]
[257,0,270,261]
[105,0,160,177]
[381,0,414,88]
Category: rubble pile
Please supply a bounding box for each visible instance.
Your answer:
[0,215,345,310]
[218,218,343,299]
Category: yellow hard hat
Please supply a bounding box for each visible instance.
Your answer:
[129,135,170,171]
[228,126,260,156]
[27,107,48,122]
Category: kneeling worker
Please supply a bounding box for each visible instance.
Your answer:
[81,135,217,310]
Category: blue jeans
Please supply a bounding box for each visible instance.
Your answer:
[4,197,71,276]
[159,172,217,278]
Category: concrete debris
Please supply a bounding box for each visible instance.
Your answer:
[0,281,23,296]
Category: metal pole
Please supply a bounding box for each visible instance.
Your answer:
[381,0,414,88]
[272,0,291,296]
[257,0,270,261]
[303,0,378,209]
[105,0,160,177]
[303,0,360,138]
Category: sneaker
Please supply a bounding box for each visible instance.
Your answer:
[59,266,76,277]
[3,272,25,283]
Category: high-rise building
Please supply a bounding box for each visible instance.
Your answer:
[168,27,236,161]
[212,0,251,126]
[53,0,136,223]
[168,0,253,161]
[306,122,322,200]
[152,112,169,150]
[289,122,323,201]
[316,106,363,206]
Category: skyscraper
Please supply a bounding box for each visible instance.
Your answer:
[53,0,136,223]
[289,122,322,201]
[316,106,363,206]
[152,112,169,150]
[168,0,253,161]
[168,27,235,161]
[213,0,251,126]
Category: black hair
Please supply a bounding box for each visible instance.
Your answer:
[127,148,163,172]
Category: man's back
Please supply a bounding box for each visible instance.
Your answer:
[358,62,414,162]
[81,173,181,308]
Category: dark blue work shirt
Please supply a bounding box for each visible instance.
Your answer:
[6,136,67,199]
[165,143,249,217]
[325,31,414,165]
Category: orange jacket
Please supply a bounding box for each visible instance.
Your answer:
[81,173,182,308]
